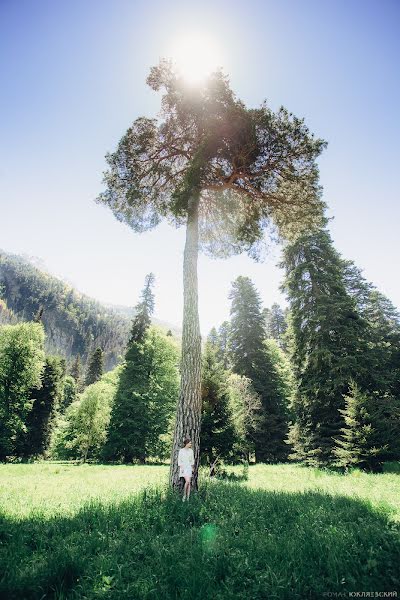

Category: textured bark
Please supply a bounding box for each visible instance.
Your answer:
[169,196,202,491]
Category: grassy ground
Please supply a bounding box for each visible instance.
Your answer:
[0,462,399,599]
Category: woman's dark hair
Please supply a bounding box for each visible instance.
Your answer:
[183,437,191,447]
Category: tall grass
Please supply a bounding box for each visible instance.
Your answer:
[0,462,399,599]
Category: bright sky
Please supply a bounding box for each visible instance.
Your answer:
[1,0,399,335]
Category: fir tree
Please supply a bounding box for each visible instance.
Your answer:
[201,341,236,474]
[333,382,400,472]
[343,261,400,396]
[228,276,290,462]
[215,321,232,369]
[103,341,150,463]
[103,275,178,463]
[103,328,179,463]
[364,290,400,397]
[85,347,104,387]
[282,227,369,466]
[20,356,63,458]
[129,273,155,344]
[103,275,155,463]
[207,324,231,369]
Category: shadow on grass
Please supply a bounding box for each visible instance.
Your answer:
[212,470,248,482]
[0,482,399,600]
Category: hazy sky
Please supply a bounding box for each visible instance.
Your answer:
[1,0,399,334]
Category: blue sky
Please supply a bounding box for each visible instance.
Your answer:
[1,0,399,334]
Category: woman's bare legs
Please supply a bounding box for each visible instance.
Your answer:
[183,476,191,500]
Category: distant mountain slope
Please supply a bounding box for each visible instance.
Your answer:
[0,250,181,371]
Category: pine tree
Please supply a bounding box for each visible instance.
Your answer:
[282,227,369,466]
[201,341,236,474]
[228,276,290,462]
[85,347,104,387]
[96,59,326,490]
[333,382,400,472]
[20,356,64,458]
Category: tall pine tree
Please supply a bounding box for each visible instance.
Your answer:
[228,276,289,462]
[96,60,327,490]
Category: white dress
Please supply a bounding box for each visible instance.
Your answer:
[178,448,194,479]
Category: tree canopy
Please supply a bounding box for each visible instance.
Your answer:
[96,60,327,258]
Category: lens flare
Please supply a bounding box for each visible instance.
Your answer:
[169,33,223,85]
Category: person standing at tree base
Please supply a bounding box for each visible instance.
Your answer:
[178,438,194,501]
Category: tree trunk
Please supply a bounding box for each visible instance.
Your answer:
[169,195,202,491]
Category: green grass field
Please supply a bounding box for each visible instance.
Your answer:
[0,462,399,599]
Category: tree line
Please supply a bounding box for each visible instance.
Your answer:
[1,224,398,473]
[0,273,278,469]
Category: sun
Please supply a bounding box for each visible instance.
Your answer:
[169,33,223,85]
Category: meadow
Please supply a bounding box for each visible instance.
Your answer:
[0,462,399,599]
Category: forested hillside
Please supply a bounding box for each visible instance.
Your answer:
[0,250,179,371]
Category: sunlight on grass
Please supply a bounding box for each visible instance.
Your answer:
[227,463,400,522]
[0,463,169,519]
[0,462,399,524]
